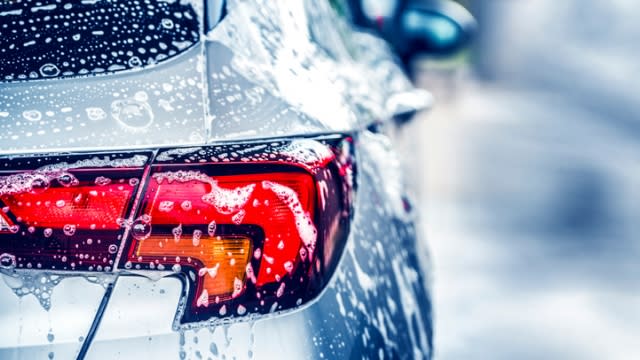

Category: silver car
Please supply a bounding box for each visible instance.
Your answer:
[0,0,472,358]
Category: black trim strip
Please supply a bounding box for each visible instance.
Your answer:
[76,279,116,360]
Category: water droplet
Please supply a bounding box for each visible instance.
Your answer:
[237,304,247,315]
[231,277,243,298]
[55,200,66,208]
[129,178,140,186]
[196,289,209,307]
[232,209,246,224]
[207,221,217,237]
[128,56,142,67]
[131,217,152,240]
[210,342,219,356]
[161,83,173,92]
[40,63,60,77]
[31,176,50,194]
[0,253,16,268]
[199,263,219,278]
[161,18,174,29]
[111,98,154,131]
[192,229,202,246]
[180,200,192,211]
[94,176,111,186]
[134,91,148,102]
[284,261,294,274]
[158,200,174,212]
[63,224,76,236]
[270,301,278,313]
[22,110,42,122]
[57,173,78,187]
[172,224,182,242]
[44,228,53,237]
[107,244,118,254]
[47,330,55,343]
[85,107,107,121]
[245,263,256,284]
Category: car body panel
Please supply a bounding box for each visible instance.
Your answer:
[0,276,109,359]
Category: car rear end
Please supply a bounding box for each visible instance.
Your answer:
[0,0,433,358]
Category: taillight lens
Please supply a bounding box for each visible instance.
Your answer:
[0,153,150,272]
[0,137,354,327]
[2,170,134,231]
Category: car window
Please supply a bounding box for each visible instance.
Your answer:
[0,0,201,82]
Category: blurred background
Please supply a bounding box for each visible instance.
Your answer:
[392,1,640,358]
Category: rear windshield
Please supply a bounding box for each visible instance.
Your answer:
[0,0,200,82]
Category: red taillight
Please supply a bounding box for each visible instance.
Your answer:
[0,138,354,326]
[124,168,319,319]
[2,172,133,231]
[138,171,314,281]
[0,154,150,272]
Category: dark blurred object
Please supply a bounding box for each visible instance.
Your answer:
[393,1,476,59]
[348,0,476,66]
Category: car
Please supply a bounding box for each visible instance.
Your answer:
[0,0,471,358]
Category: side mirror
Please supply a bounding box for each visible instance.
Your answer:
[350,0,476,63]
[396,0,476,58]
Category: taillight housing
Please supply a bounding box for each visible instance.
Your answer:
[0,137,354,327]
